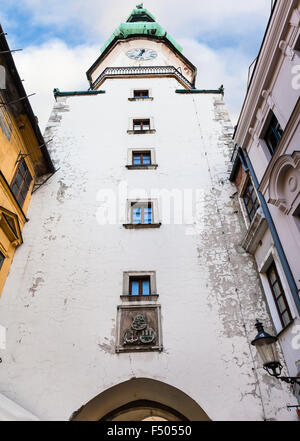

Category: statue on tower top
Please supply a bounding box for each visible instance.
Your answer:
[136,3,143,9]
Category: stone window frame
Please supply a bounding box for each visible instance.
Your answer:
[10,158,33,208]
[238,173,260,230]
[258,248,296,335]
[123,198,161,229]
[121,271,158,302]
[128,88,153,102]
[127,116,156,134]
[259,109,284,161]
[266,261,293,329]
[126,147,158,170]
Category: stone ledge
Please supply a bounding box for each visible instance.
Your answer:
[128,97,154,102]
[242,208,268,254]
[123,223,162,229]
[120,295,159,302]
[127,130,156,135]
[126,165,158,170]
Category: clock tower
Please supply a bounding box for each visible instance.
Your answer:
[86,4,196,91]
[0,5,296,422]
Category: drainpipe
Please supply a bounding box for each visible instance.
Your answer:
[242,148,300,316]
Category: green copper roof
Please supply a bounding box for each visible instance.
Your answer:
[100,6,183,55]
[126,6,156,22]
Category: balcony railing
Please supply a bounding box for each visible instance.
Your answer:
[91,66,193,90]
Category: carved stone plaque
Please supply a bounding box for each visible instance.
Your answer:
[116,305,162,353]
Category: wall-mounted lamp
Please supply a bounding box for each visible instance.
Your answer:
[251,320,300,386]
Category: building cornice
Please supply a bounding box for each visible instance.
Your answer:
[234,0,298,150]
[92,66,193,90]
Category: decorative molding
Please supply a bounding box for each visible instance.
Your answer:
[268,151,300,215]
[0,206,23,247]
[262,89,270,100]
[92,66,193,90]
[289,7,300,27]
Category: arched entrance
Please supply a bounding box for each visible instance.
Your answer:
[71,378,210,421]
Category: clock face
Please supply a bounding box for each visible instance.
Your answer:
[126,49,157,61]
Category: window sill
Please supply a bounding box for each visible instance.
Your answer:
[127,130,156,135]
[126,165,158,170]
[128,97,154,102]
[120,295,159,302]
[123,223,161,229]
[242,208,268,255]
[276,318,295,338]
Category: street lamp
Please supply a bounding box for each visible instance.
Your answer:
[251,320,300,386]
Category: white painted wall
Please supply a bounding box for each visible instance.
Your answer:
[0,75,297,420]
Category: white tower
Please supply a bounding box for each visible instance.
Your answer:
[0,6,297,421]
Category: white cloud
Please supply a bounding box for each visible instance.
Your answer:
[20,0,272,39]
[13,40,99,130]
[8,0,272,129]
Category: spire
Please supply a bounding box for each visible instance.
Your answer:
[98,6,183,55]
[126,5,156,23]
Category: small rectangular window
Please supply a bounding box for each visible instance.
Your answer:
[133,119,150,131]
[133,151,151,166]
[0,251,5,271]
[129,276,151,296]
[264,113,283,156]
[242,178,260,223]
[10,159,32,207]
[131,202,153,225]
[134,90,149,99]
[266,262,292,328]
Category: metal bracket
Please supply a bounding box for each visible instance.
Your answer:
[0,93,36,107]
[15,139,53,165]
[32,168,60,194]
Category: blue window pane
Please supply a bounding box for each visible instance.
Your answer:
[144,208,152,224]
[143,155,151,165]
[133,155,141,165]
[131,281,139,296]
[142,280,150,295]
[132,207,141,224]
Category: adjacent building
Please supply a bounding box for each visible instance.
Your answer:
[0,6,298,420]
[230,0,300,404]
[0,25,54,297]
[0,25,54,419]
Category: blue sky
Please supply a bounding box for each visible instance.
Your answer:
[0,0,272,129]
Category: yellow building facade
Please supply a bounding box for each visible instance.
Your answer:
[0,26,54,295]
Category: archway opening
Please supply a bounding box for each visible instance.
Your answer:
[71,378,210,421]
